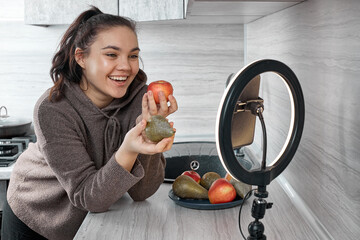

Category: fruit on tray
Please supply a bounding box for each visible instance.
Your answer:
[145,115,174,143]
[147,80,173,104]
[181,170,201,183]
[200,172,221,190]
[225,173,252,199]
[172,172,243,204]
[208,178,236,204]
[172,175,208,199]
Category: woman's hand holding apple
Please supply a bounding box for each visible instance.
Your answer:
[137,80,178,124]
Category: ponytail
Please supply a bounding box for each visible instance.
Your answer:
[49,6,101,101]
[49,6,144,101]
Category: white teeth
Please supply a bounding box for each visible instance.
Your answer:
[109,76,127,81]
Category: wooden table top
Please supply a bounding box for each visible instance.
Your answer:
[75,182,318,240]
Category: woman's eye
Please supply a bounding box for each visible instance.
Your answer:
[129,54,139,59]
[106,53,117,58]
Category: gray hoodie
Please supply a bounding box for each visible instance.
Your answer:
[7,77,166,240]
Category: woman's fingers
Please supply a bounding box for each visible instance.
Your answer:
[158,91,169,113]
[154,136,174,153]
[143,90,178,119]
[157,94,178,117]
[133,119,147,136]
[167,95,178,115]
[147,91,158,115]
[141,93,150,120]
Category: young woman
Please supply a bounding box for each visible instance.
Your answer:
[1,6,177,240]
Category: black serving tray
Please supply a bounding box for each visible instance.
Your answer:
[168,189,244,210]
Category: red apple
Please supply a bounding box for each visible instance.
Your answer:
[208,178,237,204]
[147,80,173,104]
[181,171,201,183]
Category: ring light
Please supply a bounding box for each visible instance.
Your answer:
[215,59,305,186]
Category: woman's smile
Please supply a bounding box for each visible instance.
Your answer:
[108,75,129,86]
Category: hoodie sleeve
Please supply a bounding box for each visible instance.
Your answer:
[36,100,145,213]
[127,153,166,201]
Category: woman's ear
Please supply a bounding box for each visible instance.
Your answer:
[75,48,86,68]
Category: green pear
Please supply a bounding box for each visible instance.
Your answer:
[172,175,208,199]
[145,115,174,142]
[200,172,221,190]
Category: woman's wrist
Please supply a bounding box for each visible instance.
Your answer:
[115,145,139,172]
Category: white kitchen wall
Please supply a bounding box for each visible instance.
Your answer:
[0,1,243,141]
[245,0,360,239]
[137,22,243,140]
[0,0,24,21]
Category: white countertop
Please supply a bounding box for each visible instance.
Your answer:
[75,182,319,240]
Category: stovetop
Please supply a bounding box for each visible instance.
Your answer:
[0,135,36,167]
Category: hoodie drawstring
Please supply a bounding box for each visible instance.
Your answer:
[104,113,122,160]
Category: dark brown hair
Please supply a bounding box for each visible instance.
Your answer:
[49,6,146,101]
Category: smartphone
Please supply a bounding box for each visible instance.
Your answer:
[231,75,261,149]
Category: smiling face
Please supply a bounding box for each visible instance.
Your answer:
[75,26,140,108]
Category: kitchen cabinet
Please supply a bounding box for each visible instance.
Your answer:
[24,0,185,25]
[24,0,118,25]
[119,0,185,21]
[24,0,303,25]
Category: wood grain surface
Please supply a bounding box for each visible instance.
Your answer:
[75,183,318,240]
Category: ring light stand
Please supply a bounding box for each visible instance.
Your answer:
[215,59,305,239]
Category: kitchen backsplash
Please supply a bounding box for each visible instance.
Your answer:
[0,12,244,141]
[245,0,360,239]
